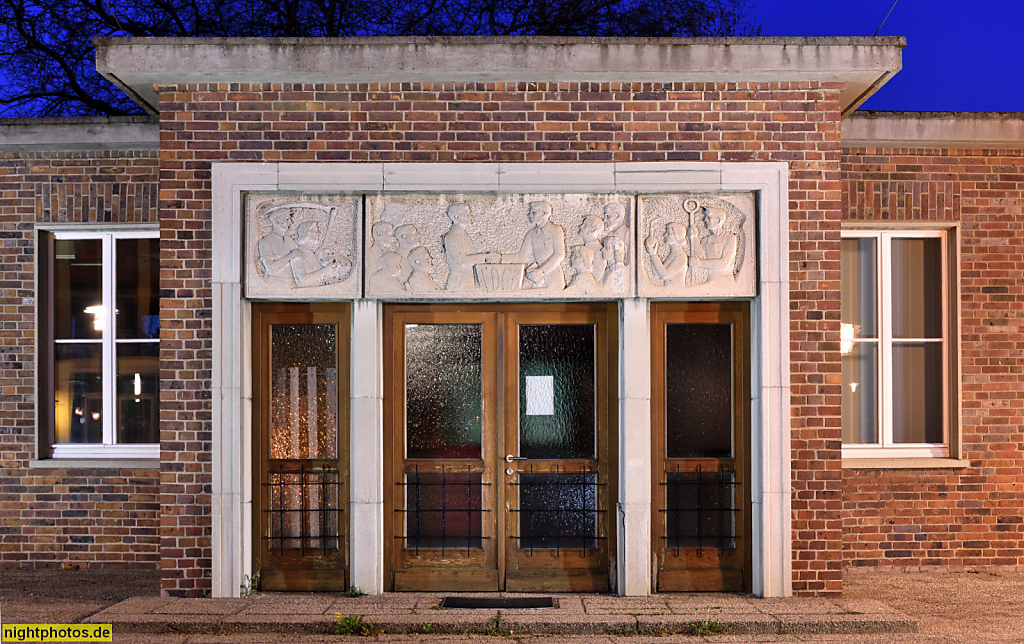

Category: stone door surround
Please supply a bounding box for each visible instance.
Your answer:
[209,161,791,597]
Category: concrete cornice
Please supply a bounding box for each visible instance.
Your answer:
[843,111,1024,149]
[0,116,158,152]
[94,37,904,116]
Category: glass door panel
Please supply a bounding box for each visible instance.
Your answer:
[388,311,499,591]
[652,302,750,593]
[504,310,613,593]
[253,304,349,592]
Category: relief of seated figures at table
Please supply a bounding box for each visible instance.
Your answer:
[248,197,361,298]
[364,195,634,298]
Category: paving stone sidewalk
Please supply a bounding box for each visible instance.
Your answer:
[81,592,916,636]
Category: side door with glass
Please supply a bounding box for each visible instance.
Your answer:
[252,303,349,591]
[652,302,750,592]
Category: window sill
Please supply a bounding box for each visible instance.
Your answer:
[843,458,971,470]
[29,458,159,470]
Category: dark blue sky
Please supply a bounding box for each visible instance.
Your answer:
[754,0,1024,112]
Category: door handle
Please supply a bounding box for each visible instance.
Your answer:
[505,454,527,462]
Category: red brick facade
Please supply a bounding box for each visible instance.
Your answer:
[0,149,160,568]
[841,144,1024,571]
[155,80,845,596]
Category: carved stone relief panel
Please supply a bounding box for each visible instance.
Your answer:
[245,194,362,299]
[364,194,634,299]
[638,193,756,298]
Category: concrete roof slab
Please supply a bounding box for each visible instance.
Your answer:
[843,111,1024,148]
[94,37,904,116]
[0,116,158,151]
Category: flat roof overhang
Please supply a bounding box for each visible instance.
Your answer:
[94,36,904,118]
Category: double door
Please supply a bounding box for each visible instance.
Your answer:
[385,303,616,592]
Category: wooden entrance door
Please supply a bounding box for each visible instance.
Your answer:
[385,303,615,592]
[652,302,751,592]
[252,303,349,591]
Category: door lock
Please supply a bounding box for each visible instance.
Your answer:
[505,454,527,462]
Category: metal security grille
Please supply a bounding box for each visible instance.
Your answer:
[395,465,489,554]
[661,464,740,556]
[262,464,343,553]
[510,465,607,555]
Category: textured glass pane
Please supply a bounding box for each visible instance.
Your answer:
[54,343,103,444]
[116,342,159,443]
[841,342,879,444]
[665,470,736,550]
[518,473,597,550]
[665,324,732,459]
[267,468,341,551]
[405,472,482,549]
[892,238,942,339]
[519,325,595,459]
[406,324,482,459]
[116,238,160,339]
[54,238,103,340]
[893,342,944,443]
[841,237,877,339]
[271,324,338,460]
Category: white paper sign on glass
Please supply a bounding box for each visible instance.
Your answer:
[525,375,555,416]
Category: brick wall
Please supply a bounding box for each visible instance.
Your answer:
[157,80,844,596]
[841,145,1024,571]
[0,150,160,568]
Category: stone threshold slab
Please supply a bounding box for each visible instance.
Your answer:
[84,593,918,636]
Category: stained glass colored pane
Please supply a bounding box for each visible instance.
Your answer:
[665,324,732,459]
[405,324,483,459]
[518,324,595,460]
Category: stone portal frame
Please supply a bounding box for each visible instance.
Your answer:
[209,162,790,597]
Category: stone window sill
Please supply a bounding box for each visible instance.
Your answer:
[842,458,971,470]
[28,459,160,470]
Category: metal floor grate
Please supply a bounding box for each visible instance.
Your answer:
[439,597,555,609]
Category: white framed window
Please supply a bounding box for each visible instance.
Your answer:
[40,228,160,459]
[841,229,952,459]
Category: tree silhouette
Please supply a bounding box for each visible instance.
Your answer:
[0,0,759,116]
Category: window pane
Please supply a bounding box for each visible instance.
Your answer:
[892,238,942,339]
[517,473,597,550]
[54,343,103,444]
[406,324,482,459]
[116,238,160,339]
[116,342,159,443]
[271,324,338,460]
[841,342,879,444]
[519,324,596,460]
[892,342,944,443]
[841,238,877,339]
[405,472,482,550]
[665,324,733,459]
[54,239,103,340]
